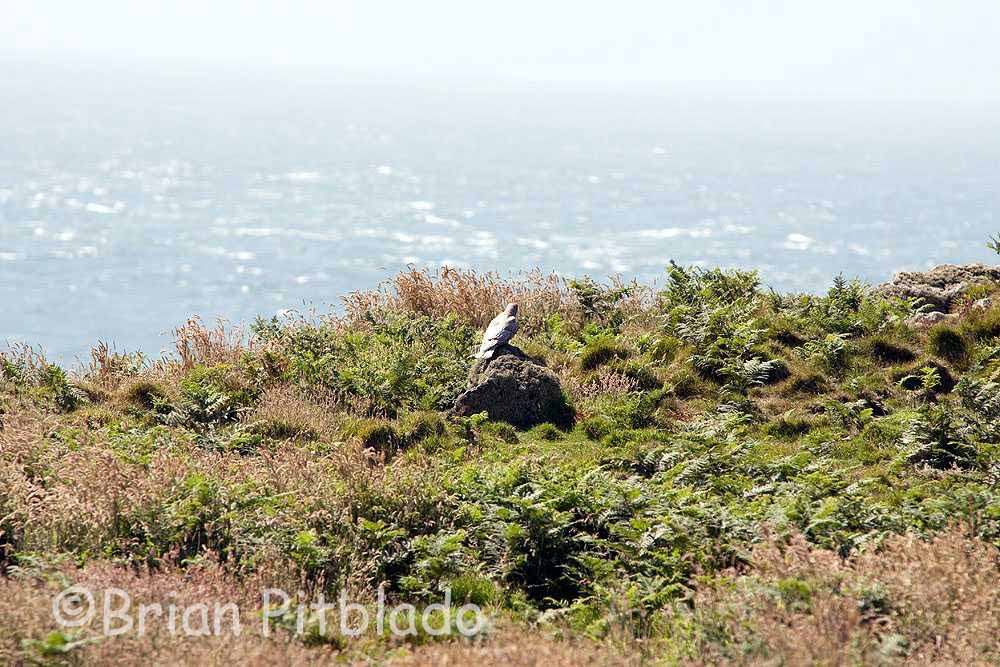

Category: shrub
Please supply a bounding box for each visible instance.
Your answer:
[859,413,907,450]
[448,573,500,606]
[658,262,774,390]
[767,319,806,348]
[761,358,791,384]
[895,361,955,395]
[645,335,680,363]
[0,358,25,385]
[961,282,993,303]
[342,265,574,333]
[927,325,968,363]
[567,275,638,327]
[962,307,1000,341]
[596,389,665,429]
[273,312,477,416]
[902,406,978,469]
[39,364,83,412]
[178,364,253,426]
[800,333,850,373]
[778,370,830,396]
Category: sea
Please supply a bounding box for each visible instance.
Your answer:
[2,59,999,363]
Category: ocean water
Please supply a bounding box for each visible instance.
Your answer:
[2,60,999,363]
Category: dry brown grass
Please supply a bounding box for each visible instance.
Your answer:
[243,385,344,443]
[0,561,341,666]
[0,554,639,667]
[385,633,640,666]
[561,368,642,402]
[343,266,594,333]
[0,342,49,383]
[6,527,997,666]
[173,317,250,371]
[85,341,150,387]
[0,400,382,589]
[667,527,1000,666]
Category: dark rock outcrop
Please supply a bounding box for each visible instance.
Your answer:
[451,344,574,429]
[876,263,1000,312]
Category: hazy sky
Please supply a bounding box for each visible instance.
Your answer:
[4,1,1000,97]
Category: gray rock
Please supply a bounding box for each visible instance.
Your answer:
[973,296,994,311]
[451,344,574,429]
[876,263,1000,312]
[906,311,956,328]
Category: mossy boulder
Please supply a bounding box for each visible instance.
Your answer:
[451,344,574,429]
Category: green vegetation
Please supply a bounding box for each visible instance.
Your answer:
[3,265,1000,664]
[927,324,968,365]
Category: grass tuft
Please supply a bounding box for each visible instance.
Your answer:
[927,324,968,364]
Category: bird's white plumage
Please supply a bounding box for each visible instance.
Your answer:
[475,303,519,359]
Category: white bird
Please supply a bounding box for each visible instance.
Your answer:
[474,303,519,359]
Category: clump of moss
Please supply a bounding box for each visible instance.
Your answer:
[668,367,707,398]
[121,380,169,411]
[927,325,968,364]
[400,410,448,443]
[763,412,815,439]
[609,360,662,390]
[866,336,916,364]
[480,420,519,443]
[347,419,400,452]
[579,416,613,441]
[778,370,830,396]
[532,423,564,441]
[580,338,628,371]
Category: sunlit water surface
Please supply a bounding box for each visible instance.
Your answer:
[2,61,998,362]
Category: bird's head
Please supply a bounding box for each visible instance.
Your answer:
[506,303,519,317]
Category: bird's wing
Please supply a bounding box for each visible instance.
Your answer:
[499,316,518,342]
[482,311,508,341]
[476,313,517,357]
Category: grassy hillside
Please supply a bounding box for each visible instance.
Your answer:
[3,264,1000,665]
